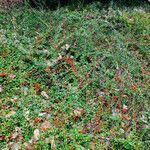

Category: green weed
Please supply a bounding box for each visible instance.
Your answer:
[0,1,150,149]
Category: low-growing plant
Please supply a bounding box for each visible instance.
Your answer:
[0,1,149,149]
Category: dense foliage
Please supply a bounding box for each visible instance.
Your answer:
[0,1,149,149]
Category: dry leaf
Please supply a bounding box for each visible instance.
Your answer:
[41,91,49,99]
[33,129,40,141]
[141,115,147,123]
[24,141,32,150]
[51,136,56,150]
[74,107,84,117]
[81,146,86,150]
[15,127,21,132]
[9,74,16,79]
[0,85,3,92]
[0,72,7,77]
[16,135,23,142]
[45,136,56,149]
[33,82,40,94]
[43,49,49,54]
[9,142,20,150]
[89,142,95,150]
[40,120,52,131]
[24,110,30,120]
[46,54,62,68]
[122,105,128,113]
[10,127,22,141]
[45,137,51,144]
[10,132,18,139]
[6,111,16,118]
[123,114,131,120]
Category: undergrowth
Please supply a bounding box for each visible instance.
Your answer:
[0,1,150,149]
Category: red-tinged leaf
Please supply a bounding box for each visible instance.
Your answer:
[96,107,102,116]
[33,82,40,94]
[62,56,77,73]
[35,117,42,123]
[20,81,29,86]
[93,116,100,124]
[10,134,13,140]
[114,74,122,82]
[111,95,117,100]
[121,113,130,121]
[94,125,101,133]
[0,72,7,77]
[24,141,32,150]
[16,135,23,142]
[130,84,137,91]
[80,129,86,134]
[9,127,22,140]
[122,105,128,113]
[107,100,111,113]
[40,120,52,131]
[45,66,51,73]
[96,91,100,96]
[0,135,5,139]
[141,64,150,76]
[55,99,60,103]
[9,132,18,140]
[54,111,58,117]
[132,111,137,119]
[92,139,97,143]
[99,95,103,101]
[102,88,107,93]
[143,70,150,75]
[0,49,8,57]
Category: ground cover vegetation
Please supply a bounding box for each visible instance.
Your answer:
[0,0,150,149]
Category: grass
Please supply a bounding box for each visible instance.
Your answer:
[0,1,150,149]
